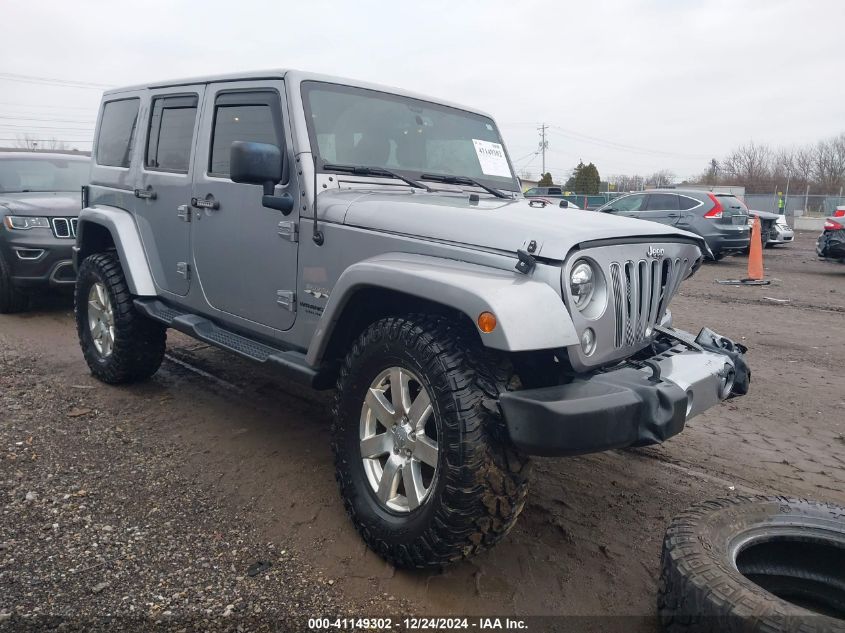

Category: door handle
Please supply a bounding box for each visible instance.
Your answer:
[134,188,157,200]
[191,196,220,210]
[667,213,680,218]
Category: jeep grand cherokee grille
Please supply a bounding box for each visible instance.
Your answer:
[609,257,688,349]
[51,217,78,239]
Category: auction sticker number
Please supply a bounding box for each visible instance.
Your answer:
[472,139,511,178]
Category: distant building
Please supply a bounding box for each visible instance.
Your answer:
[518,176,539,192]
[680,183,746,198]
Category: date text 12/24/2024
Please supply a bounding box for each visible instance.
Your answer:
[308,617,528,630]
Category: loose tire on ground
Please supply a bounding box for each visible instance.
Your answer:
[0,252,29,313]
[332,315,531,568]
[659,496,845,633]
[75,252,166,384]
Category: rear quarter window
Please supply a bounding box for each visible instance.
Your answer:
[716,195,747,211]
[96,98,140,168]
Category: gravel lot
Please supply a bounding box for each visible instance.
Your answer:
[1,230,844,631]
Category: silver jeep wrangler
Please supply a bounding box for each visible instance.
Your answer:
[74,70,749,568]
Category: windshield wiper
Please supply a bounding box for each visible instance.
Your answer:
[322,164,432,192]
[420,173,508,199]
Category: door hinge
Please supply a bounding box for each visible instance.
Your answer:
[176,262,191,279]
[177,204,191,222]
[276,290,296,311]
[277,220,298,242]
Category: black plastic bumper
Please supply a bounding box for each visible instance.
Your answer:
[0,230,76,287]
[500,366,688,457]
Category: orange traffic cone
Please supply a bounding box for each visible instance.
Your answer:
[747,216,764,280]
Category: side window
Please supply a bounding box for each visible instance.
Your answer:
[96,98,140,168]
[645,193,679,211]
[678,195,700,210]
[210,91,283,177]
[524,188,539,196]
[547,187,562,195]
[614,194,647,212]
[145,95,198,173]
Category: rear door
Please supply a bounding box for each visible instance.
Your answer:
[641,192,681,226]
[135,88,203,296]
[191,80,300,331]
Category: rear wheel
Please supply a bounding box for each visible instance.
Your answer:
[332,315,531,568]
[75,252,166,384]
[0,253,29,313]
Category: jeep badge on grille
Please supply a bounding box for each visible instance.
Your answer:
[647,246,666,259]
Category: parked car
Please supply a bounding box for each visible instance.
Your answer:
[523,185,565,198]
[74,70,749,568]
[595,189,751,259]
[768,214,794,246]
[746,209,793,248]
[0,151,90,313]
[817,216,845,262]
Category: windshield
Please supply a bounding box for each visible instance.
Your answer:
[302,81,518,192]
[0,157,89,193]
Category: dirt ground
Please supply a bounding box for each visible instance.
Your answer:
[2,230,844,630]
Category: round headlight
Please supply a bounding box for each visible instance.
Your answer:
[570,261,595,309]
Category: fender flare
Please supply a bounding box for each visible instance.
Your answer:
[76,206,156,296]
[306,253,578,366]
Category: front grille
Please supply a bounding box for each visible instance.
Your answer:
[51,217,78,239]
[609,257,688,349]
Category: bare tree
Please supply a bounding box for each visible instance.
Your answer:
[720,141,773,192]
[15,134,39,150]
[645,169,676,188]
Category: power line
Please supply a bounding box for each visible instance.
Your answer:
[0,102,97,111]
[0,123,94,131]
[0,114,96,124]
[0,72,114,89]
[548,125,710,160]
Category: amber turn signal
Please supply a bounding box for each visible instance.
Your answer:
[477,311,497,333]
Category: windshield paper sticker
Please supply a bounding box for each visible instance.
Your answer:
[472,139,511,178]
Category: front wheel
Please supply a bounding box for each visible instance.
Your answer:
[75,252,166,384]
[332,315,531,568]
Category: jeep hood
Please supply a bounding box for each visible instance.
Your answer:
[0,192,80,216]
[334,190,704,260]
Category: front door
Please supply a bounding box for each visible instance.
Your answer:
[135,88,204,296]
[191,81,299,331]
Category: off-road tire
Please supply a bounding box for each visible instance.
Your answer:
[659,496,845,632]
[75,252,166,384]
[332,315,531,568]
[0,252,29,313]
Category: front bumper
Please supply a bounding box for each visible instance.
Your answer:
[0,228,76,287]
[769,224,794,244]
[500,327,749,456]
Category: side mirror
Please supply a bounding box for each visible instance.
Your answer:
[230,141,293,214]
[560,200,569,208]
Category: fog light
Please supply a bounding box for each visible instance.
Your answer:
[477,311,497,333]
[581,328,596,356]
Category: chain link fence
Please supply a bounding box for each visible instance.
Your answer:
[744,193,845,217]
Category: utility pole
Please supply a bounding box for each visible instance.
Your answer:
[537,124,548,176]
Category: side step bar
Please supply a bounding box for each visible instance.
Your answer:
[134,298,329,388]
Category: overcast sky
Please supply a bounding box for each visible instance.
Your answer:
[2,0,843,183]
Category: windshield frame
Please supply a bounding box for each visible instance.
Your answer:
[300,80,520,193]
[0,156,90,194]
